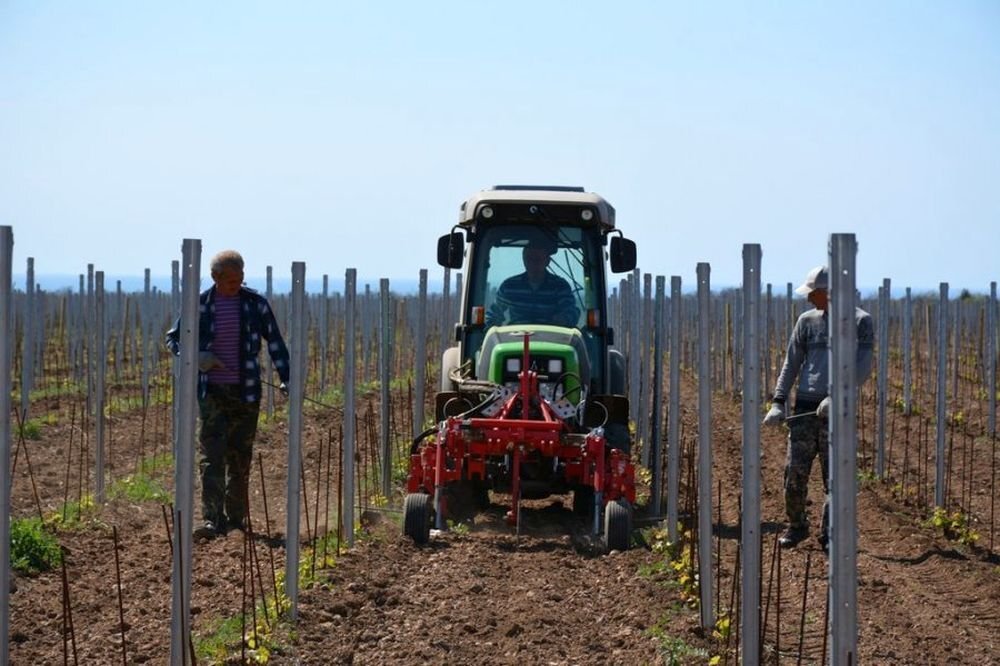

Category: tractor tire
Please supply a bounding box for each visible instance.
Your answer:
[403,493,431,545]
[573,486,594,519]
[604,499,632,552]
[440,346,461,392]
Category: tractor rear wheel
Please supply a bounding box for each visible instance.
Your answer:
[604,499,631,552]
[403,493,431,545]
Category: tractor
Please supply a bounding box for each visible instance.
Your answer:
[404,186,638,551]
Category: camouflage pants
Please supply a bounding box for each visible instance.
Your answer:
[198,384,260,527]
[784,409,829,530]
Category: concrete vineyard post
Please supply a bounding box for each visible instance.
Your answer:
[651,275,665,514]
[696,262,714,629]
[1,226,14,666]
[380,278,392,499]
[285,261,308,619]
[95,272,106,503]
[828,233,859,666]
[667,275,682,543]
[414,269,428,439]
[878,278,890,478]
[171,239,200,666]
[343,268,357,548]
[935,283,949,508]
[741,244,762,664]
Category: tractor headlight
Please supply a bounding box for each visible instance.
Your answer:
[480,205,494,219]
[505,358,521,373]
[580,209,594,222]
[547,359,563,375]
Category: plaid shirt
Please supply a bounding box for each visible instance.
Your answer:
[166,286,290,402]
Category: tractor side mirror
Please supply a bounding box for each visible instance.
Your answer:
[609,236,637,273]
[437,232,465,269]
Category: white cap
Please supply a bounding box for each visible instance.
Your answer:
[794,265,828,296]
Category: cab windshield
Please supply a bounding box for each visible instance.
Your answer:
[474,224,595,328]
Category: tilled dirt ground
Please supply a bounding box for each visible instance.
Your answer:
[7,377,1000,664]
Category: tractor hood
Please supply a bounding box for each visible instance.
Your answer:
[477,324,591,389]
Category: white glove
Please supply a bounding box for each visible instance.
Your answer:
[198,352,226,372]
[279,382,289,396]
[762,403,785,427]
[817,396,831,419]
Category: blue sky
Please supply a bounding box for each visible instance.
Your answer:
[1,2,998,293]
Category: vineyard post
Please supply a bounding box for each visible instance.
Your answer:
[95,271,106,503]
[640,273,653,465]
[828,232,859,665]
[0,226,14,666]
[413,269,428,439]
[626,271,639,435]
[171,261,180,447]
[667,275,682,542]
[989,281,996,438]
[320,274,329,394]
[696,261,715,629]
[935,283,949,508]
[343,268,357,546]
[75,274,84,385]
[764,283,773,401]
[285,261,308,619]
[453,271,463,329]
[170,238,200,665]
[114,281,124,383]
[379,278,392,499]
[87,265,95,416]
[734,286,743,395]
[142,269,151,409]
[877,278,890,478]
[651,275,665,514]
[21,257,34,422]
[740,244,762,664]
[265,266,275,419]
[441,266,451,359]
[903,287,913,414]
[786,282,794,343]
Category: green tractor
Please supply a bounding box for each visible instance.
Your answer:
[405,185,638,550]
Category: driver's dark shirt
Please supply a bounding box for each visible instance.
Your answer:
[485,272,579,328]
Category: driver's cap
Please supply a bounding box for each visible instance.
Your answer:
[795,265,828,296]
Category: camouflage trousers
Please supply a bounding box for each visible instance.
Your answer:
[784,409,829,531]
[198,384,260,527]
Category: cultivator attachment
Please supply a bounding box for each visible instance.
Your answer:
[404,333,635,551]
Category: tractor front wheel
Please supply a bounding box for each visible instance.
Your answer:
[403,493,431,545]
[604,499,632,552]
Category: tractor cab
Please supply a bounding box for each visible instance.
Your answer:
[406,186,638,551]
[438,187,636,424]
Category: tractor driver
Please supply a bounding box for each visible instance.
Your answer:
[485,234,580,329]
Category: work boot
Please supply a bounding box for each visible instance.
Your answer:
[194,520,222,541]
[778,525,809,548]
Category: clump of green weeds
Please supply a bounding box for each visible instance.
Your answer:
[10,517,62,574]
[924,507,980,546]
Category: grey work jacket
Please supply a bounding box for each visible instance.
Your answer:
[772,306,874,406]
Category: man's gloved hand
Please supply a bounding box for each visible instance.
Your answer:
[198,352,226,372]
[762,402,785,427]
[817,396,831,420]
[279,382,289,396]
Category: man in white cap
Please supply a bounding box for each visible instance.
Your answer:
[762,265,874,549]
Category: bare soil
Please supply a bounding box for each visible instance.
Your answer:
[7,376,1000,664]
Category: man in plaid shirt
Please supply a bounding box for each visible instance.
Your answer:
[166,250,290,539]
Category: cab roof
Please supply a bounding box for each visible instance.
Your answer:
[458,186,616,230]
